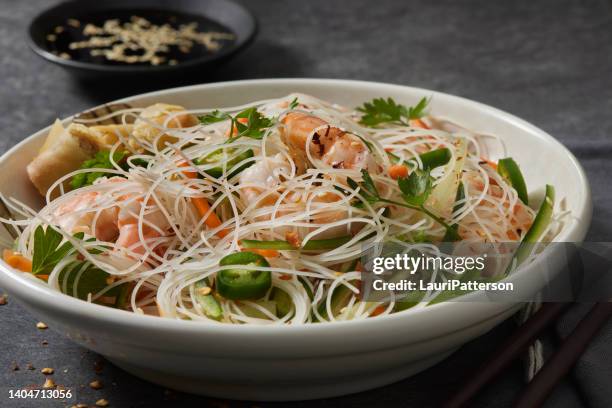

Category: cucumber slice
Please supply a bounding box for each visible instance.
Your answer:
[498,157,529,205]
[240,300,277,319]
[271,287,293,318]
[316,284,355,321]
[197,148,254,179]
[506,185,555,274]
[194,280,223,321]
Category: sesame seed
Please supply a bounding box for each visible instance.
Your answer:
[46,34,57,42]
[41,367,54,375]
[36,321,48,330]
[89,380,103,390]
[197,286,212,296]
[67,18,81,28]
[95,398,109,407]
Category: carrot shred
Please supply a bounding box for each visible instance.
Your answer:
[481,158,498,170]
[178,161,229,238]
[370,305,386,317]
[243,248,280,258]
[388,164,409,180]
[3,249,32,272]
[410,119,430,129]
[227,117,249,137]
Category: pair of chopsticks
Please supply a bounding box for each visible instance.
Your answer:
[443,301,612,408]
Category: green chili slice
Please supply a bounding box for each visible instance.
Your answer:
[217,252,271,300]
[388,148,451,170]
[497,157,529,205]
[417,148,452,170]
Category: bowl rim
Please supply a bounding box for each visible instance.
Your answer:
[0,78,592,337]
[26,0,258,74]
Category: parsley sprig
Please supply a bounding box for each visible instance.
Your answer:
[199,107,273,143]
[347,169,460,241]
[31,226,83,275]
[357,97,430,127]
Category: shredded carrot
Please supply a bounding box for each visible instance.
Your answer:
[3,249,32,272]
[178,161,228,238]
[370,305,386,317]
[507,230,519,240]
[481,158,498,170]
[410,119,430,129]
[279,274,292,280]
[388,164,409,180]
[243,248,280,258]
[227,117,249,137]
[285,231,301,248]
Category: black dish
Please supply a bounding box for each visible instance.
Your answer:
[28,0,257,77]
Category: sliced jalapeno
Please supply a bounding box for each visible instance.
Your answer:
[388,148,451,170]
[217,252,271,300]
[197,148,254,179]
[417,148,452,170]
[498,157,529,205]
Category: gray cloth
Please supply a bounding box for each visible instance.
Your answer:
[1,0,611,406]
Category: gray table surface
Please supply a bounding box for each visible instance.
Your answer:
[1,0,611,407]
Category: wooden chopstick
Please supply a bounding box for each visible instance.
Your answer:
[514,301,612,408]
[442,302,571,408]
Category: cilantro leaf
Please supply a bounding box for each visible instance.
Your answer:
[234,107,274,140]
[198,110,231,125]
[398,169,433,206]
[71,150,126,189]
[199,107,274,142]
[31,226,82,275]
[357,97,407,127]
[346,170,381,207]
[288,97,299,110]
[357,96,430,127]
[58,261,128,307]
[408,97,430,120]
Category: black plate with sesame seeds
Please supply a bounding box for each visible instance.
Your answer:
[28,0,257,77]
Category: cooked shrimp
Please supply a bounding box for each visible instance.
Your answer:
[280,112,376,174]
[52,177,170,256]
[238,154,291,205]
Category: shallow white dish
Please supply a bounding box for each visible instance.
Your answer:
[0,79,592,401]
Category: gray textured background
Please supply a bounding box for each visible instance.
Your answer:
[1,0,611,407]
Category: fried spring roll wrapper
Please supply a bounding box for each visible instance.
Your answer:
[27,124,101,197]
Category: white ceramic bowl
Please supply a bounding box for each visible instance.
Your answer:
[0,79,592,401]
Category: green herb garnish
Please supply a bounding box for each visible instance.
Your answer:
[71,150,126,189]
[31,226,82,275]
[357,97,430,127]
[198,107,274,143]
[288,97,299,110]
[347,169,460,241]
